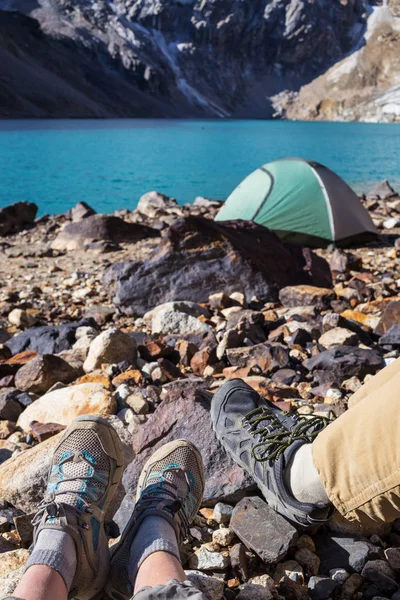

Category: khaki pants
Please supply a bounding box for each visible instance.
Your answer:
[313,356,400,526]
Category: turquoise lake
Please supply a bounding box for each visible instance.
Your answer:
[0,119,399,216]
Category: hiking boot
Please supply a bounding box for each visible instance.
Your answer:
[31,415,124,600]
[211,379,333,527]
[107,440,205,600]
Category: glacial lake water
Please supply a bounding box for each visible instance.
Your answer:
[0,119,399,216]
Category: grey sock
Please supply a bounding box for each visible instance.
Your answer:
[285,443,329,505]
[128,516,180,583]
[25,529,77,591]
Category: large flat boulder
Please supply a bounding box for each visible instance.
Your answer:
[105,216,332,316]
[51,214,160,250]
[0,201,38,236]
[17,382,117,431]
[116,386,255,530]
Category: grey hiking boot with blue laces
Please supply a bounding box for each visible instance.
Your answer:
[31,415,124,600]
[211,379,333,528]
[107,440,205,600]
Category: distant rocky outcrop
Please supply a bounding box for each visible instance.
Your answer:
[0,0,375,119]
[273,3,400,123]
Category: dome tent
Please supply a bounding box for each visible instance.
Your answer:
[215,158,377,247]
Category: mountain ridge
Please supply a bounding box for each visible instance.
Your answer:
[0,0,398,121]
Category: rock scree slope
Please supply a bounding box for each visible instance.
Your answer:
[0,185,400,598]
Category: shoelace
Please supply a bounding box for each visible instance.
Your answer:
[32,451,103,531]
[242,407,335,462]
[135,467,192,541]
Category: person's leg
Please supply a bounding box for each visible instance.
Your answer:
[347,355,400,408]
[134,552,186,594]
[9,415,124,600]
[12,565,67,600]
[107,440,206,600]
[212,369,400,529]
[312,362,400,525]
[211,379,333,528]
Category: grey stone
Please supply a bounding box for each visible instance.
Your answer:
[236,583,273,600]
[0,397,22,422]
[137,191,179,217]
[230,496,298,564]
[305,346,383,383]
[379,325,400,346]
[184,571,224,600]
[212,503,233,525]
[151,310,213,338]
[226,342,290,372]
[361,561,398,596]
[6,319,95,355]
[384,547,400,572]
[188,546,230,571]
[51,214,159,251]
[66,201,96,221]
[315,532,382,574]
[83,328,137,373]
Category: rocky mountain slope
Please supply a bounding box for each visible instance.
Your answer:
[0,0,378,119]
[273,1,400,122]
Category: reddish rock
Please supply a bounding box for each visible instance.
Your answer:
[178,341,199,367]
[29,421,66,443]
[15,354,78,395]
[190,348,216,376]
[157,358,184,381]
[226,343,290,373]
[279,285,335,310]
[277,577,310,600]
[375,300,400,336]
[139,340,171,361]
[74,372,113,391]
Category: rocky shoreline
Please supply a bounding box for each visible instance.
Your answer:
[1,182,400,600]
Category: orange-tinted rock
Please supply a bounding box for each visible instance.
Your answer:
[139,341,171,361]
[190,348,215,376]
[75,372,113,391]
[340,309,380,330]
[5,351,38,366]
[112,369,144,387]
[222,366,252,380]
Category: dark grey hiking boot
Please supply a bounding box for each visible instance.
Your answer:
[211,379,333,527]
